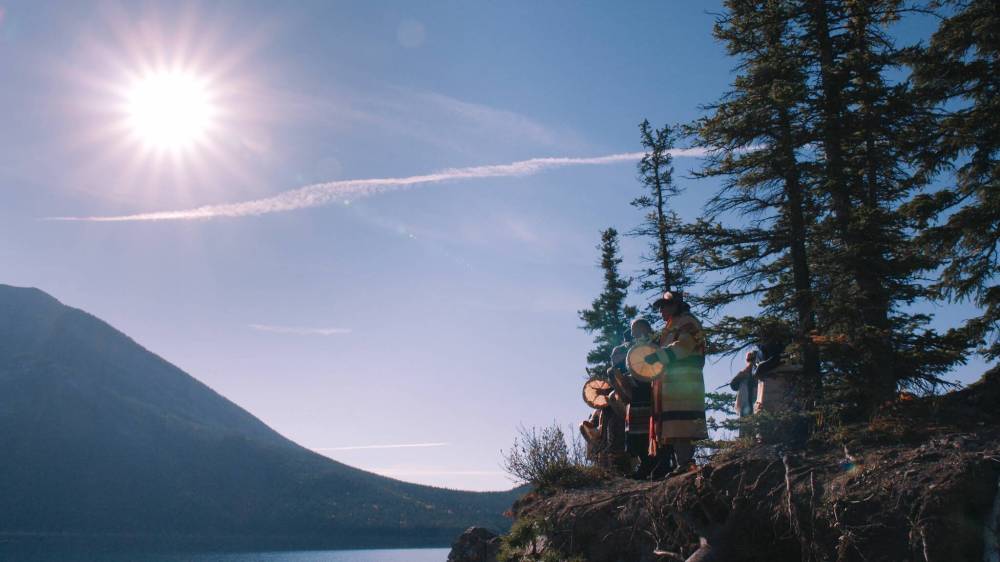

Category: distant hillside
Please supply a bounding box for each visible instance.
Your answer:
[0,284,522,548]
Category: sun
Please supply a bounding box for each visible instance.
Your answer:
[125,71,216,151]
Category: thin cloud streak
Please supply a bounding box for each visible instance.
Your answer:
[315,442,451,451]
[249,324,352,336]
[48,148,709,222]
[372,469,506,477]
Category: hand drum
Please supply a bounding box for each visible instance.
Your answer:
[627,343,664,382]
[582,379,612,408]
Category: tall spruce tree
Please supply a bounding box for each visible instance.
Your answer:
[687,0,820,393]
[579,228,639,377]
[805,0,908,408]
[788,0,967,414]
[907,0,1000,361]
[629,121,692,317]
[688,0,969,419]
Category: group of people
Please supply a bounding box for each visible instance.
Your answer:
[580,291,800,479]
[580,291,709,479]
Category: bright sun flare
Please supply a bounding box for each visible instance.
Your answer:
[125,71,216,151]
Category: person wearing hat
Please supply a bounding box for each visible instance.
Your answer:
[645,291,708,475]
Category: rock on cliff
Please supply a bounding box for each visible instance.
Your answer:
[448,527,501,562]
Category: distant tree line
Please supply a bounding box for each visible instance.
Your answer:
[578,0,997,424]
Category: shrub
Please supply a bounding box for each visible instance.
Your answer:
[741,409,811,446]
[497,516,585,562]
[501,423,600,491]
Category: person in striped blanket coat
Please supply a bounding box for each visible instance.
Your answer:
[644,291,708,476]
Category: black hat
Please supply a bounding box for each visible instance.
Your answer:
[652,291,682,309]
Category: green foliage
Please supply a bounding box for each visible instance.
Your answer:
[630,120,694,316]
[740,409,811,446]
[705,391,740,434]
[706,391,736,416]
[685,0,980,422]
[578,228,638,376]
[686,0,821,397]
[497,517,547,562]
[498,517,586,562]
[799,0,970,410]
[906,0,1000,361]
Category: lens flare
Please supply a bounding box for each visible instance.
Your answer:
[125,71,216,151]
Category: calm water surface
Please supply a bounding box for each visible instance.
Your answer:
[0,546,450,562]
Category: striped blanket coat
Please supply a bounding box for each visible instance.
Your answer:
[650,313,708,450]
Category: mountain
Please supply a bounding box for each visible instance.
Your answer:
[0,284,522,548]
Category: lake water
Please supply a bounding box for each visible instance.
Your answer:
[0,546,451,562]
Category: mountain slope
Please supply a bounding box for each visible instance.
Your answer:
[0,284,520,547]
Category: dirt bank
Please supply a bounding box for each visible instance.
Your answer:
[507,368,1000,562]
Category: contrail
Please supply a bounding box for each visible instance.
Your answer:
[372,469,505,477]
[249,324,352,336]
[315,442,451,451]
[48,148,708,222]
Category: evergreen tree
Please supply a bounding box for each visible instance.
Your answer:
[907,0,1000,361]
[687,0,820,395]
[629,121,692,317]
[799,0,967,409]
[579,228,639,378]
[688,0,969,419]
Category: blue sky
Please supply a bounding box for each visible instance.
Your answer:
[0,1,989,491]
